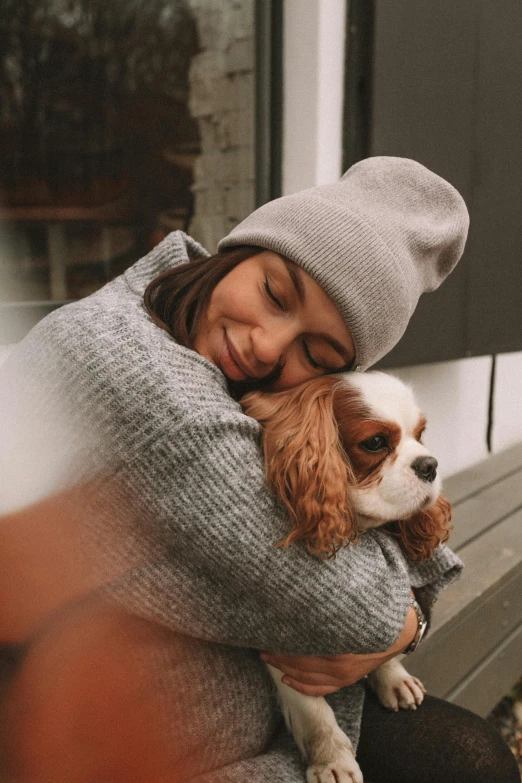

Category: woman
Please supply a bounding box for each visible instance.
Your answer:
[0,157,518,782]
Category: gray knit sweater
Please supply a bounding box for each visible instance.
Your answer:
[0,232,463,781]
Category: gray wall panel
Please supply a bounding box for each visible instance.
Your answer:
[358,0,522,367]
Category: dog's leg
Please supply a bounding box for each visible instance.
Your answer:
[366,657,426,711]
[266,664,363,783]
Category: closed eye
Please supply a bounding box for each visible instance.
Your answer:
[264,276,286,311]
[302,339,322,370]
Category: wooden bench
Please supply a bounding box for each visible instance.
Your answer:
[407,441,522,717]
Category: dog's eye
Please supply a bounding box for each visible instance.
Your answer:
[359,434,388,452]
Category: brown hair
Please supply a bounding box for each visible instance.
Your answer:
[143,245,263,348]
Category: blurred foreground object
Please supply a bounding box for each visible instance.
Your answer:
[2,601,184,783]
[0,486,190,782]
[0,483,144,642]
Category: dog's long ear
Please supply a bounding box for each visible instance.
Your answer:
[390,495,452,562]
[241,376,357,559]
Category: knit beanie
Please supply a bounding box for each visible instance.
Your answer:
[217,156,469,371]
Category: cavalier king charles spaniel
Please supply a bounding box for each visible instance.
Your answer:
[242,371,452,783]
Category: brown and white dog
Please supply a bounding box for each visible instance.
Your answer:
[242,371,452,783]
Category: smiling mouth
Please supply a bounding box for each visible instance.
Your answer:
[220,332,257,382]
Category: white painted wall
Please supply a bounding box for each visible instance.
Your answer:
[282,0,347,194]
[388,358,491,478]
[0,345,12,365]
[492,352,522,454]
[282,0,522,477]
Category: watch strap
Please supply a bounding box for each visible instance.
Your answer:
[403,597,428,655]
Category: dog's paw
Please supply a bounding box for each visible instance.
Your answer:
[370,664,426,712]
[306,750,364,783]
[305,725,363,783]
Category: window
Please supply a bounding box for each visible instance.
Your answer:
[0,0,265,341]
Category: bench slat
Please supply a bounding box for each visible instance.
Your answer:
[407,567,522,699]
[448,467,522,551]
[433,507,522,628]
[443,442,522,505]
[406,509,522,701]
[446,620,522,718]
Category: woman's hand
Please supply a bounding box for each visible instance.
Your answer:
[260,604,418,696]
[260,649,394,695]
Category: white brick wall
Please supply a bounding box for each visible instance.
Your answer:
[187,0,255,251]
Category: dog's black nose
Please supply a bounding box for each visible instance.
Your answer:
[411,456,438,483]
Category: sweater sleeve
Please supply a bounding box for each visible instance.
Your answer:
[106,410,415,656]
[407,544,463,620]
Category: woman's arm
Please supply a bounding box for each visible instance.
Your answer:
[257,544,464,695]
[259,604,419,695]
[109,406,463,659]
[106,415,428,656]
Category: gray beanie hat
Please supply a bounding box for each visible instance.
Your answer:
[218,156,469,370]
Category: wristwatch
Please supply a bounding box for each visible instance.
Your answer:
[403,598,428,655]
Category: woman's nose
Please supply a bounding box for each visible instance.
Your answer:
[250,323,295,368]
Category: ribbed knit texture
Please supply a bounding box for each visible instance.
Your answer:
[0,232,463,780]
[218,157,469,371]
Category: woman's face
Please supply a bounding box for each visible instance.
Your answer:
[194,251,355,391]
